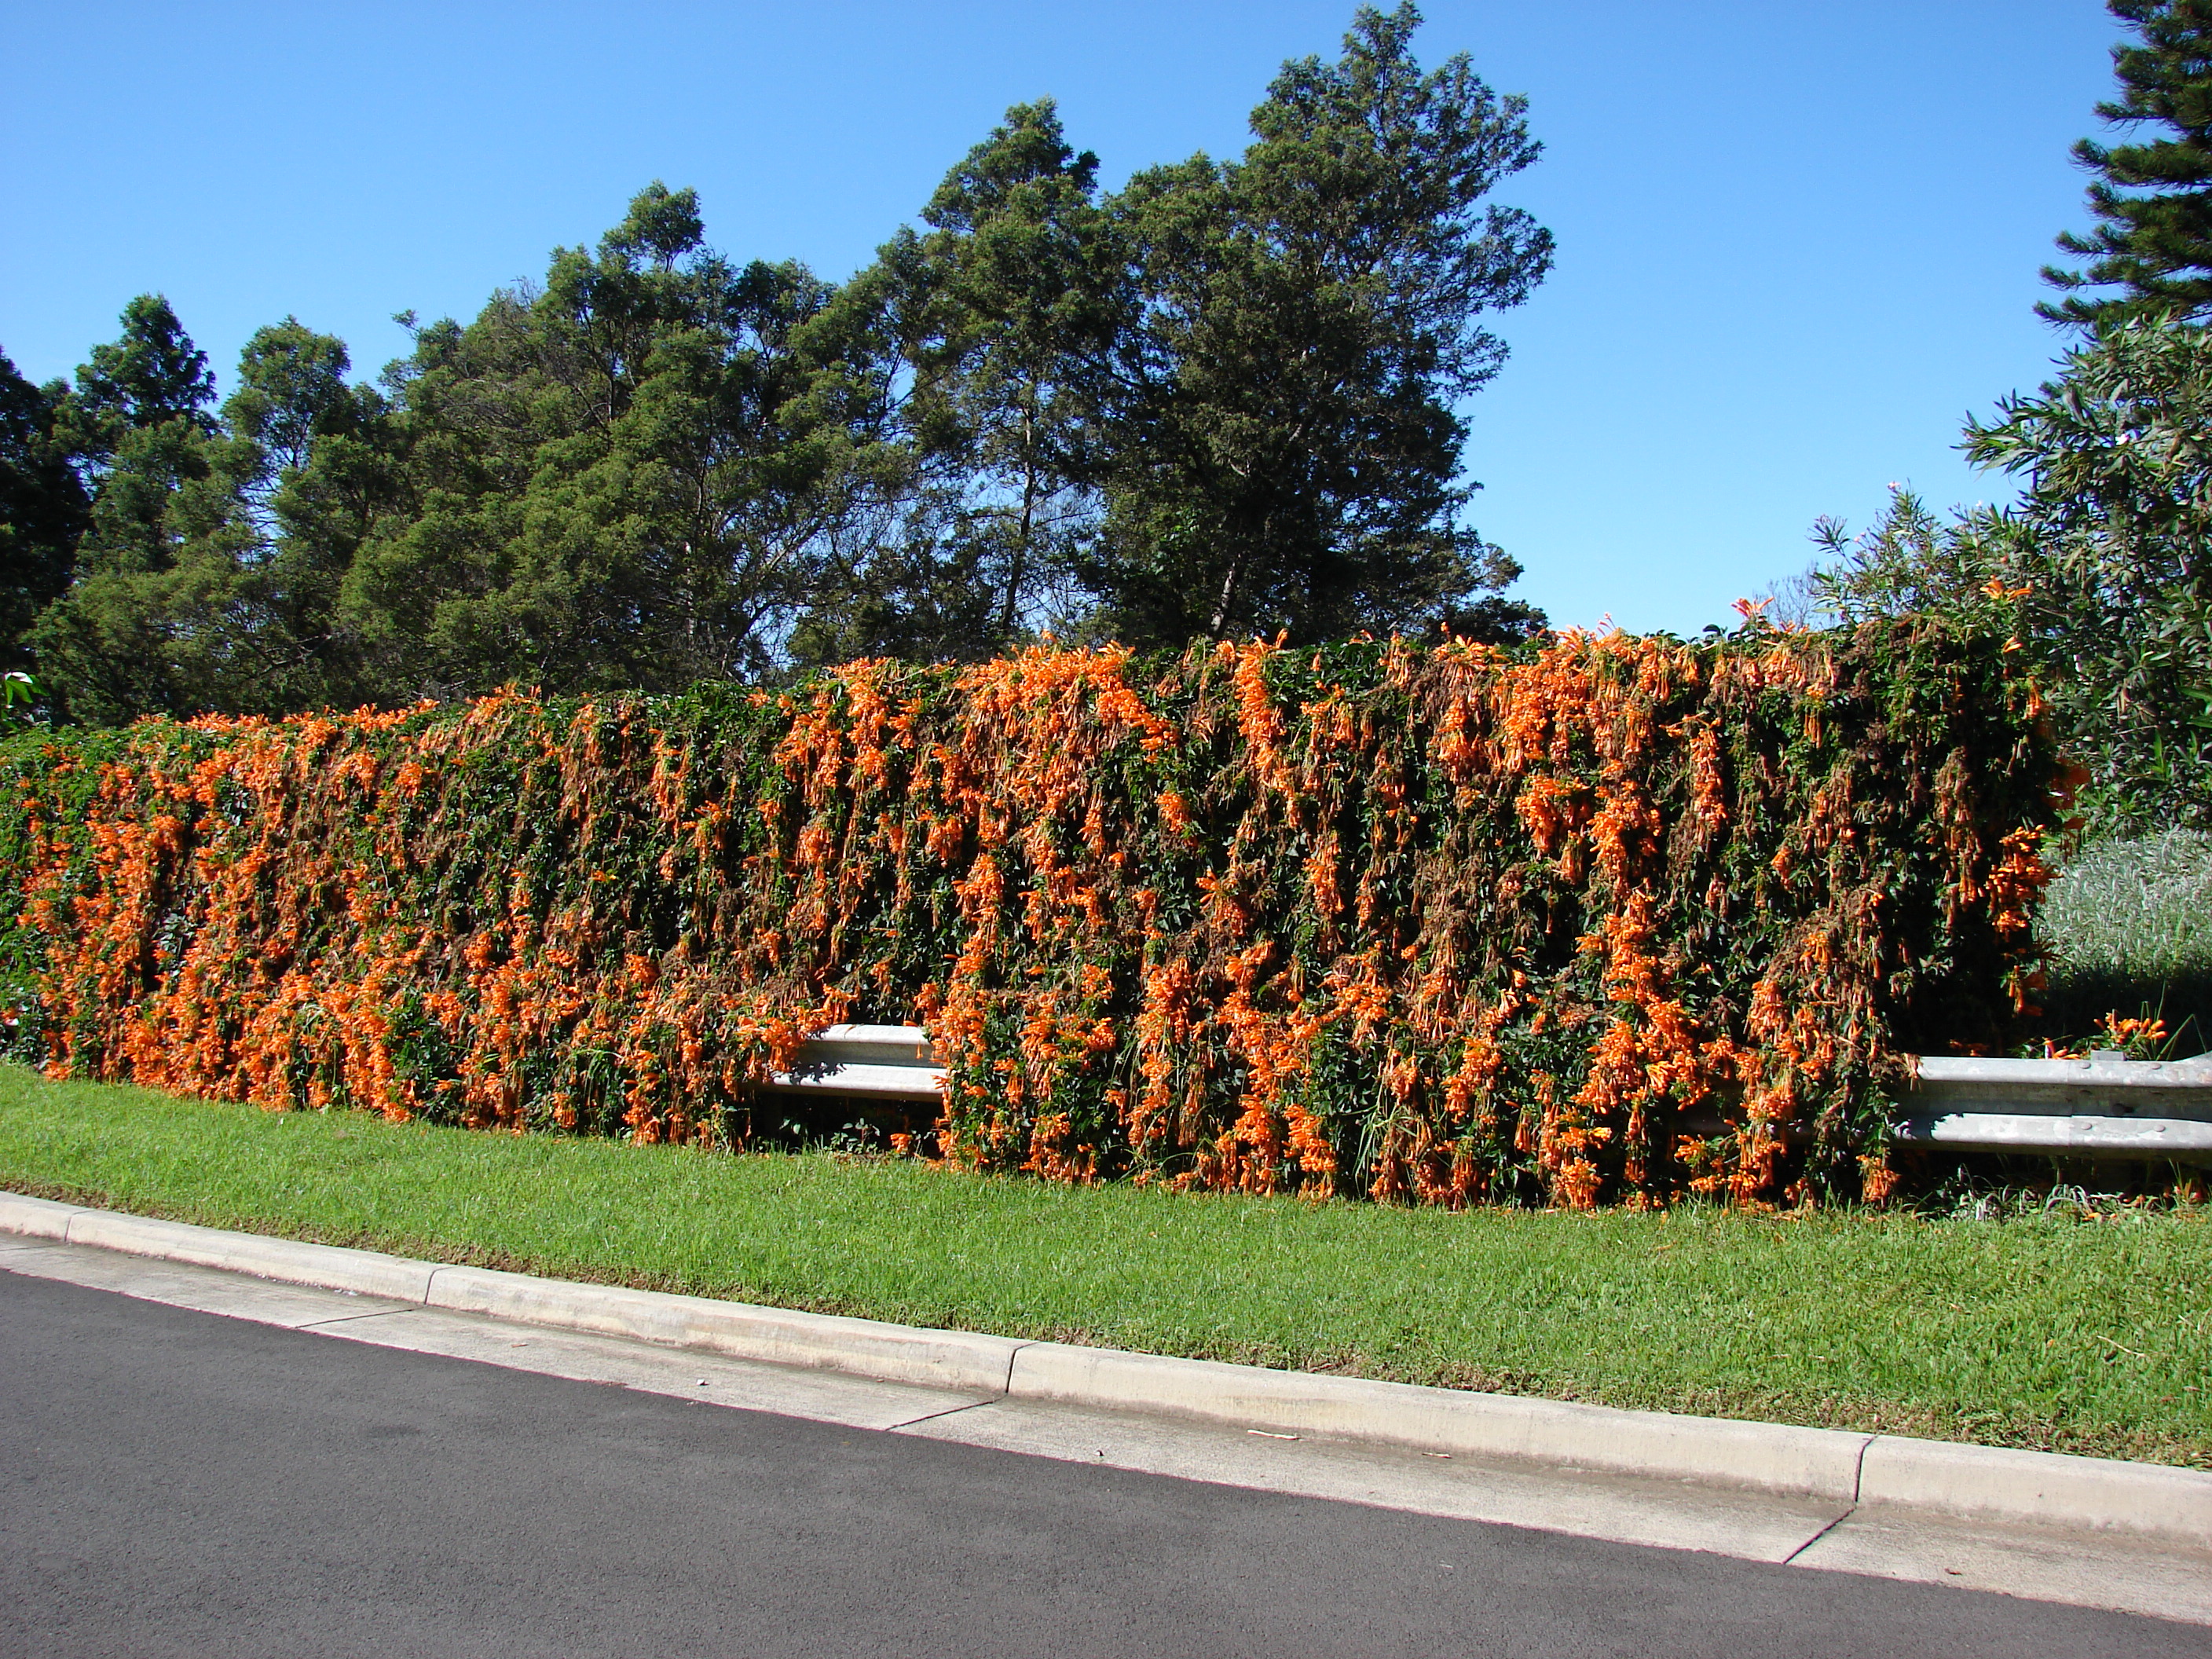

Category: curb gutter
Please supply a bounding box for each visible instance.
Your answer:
[5,1189,2208,1550]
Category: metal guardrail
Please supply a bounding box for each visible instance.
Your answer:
[764,1024,943,1101]
[1897,1053,2212,1161]
[766,1027,2212,1162]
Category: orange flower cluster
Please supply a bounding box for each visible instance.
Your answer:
[0,620,2061,1205]
[8,694,841,1148]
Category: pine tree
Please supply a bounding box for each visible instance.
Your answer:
[789,101,1123,665]
[1086,3,1552,646]
[2042,0,2212,328]
[31,297,222,721]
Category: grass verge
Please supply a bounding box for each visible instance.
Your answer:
[2,1063,2208,1469]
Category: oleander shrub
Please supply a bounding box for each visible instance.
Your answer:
[0,624,2062,1207]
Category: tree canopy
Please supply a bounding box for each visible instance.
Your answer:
[0,352,88,674]
[1079,4,1551,645]
[2,4,1553,723]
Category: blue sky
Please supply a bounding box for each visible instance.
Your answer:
[1,1,2119,635]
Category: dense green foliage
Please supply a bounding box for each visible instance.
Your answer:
[0,353,89,675]
[1968,318,2212,830]
[1066,7,1551,646]
[5,1066,2208,1466]
[1,5,1552,723]
[29,302,376,723]
[1809,317,2212,832]
[0,626,2058,1207]
[2043,0,2212,329]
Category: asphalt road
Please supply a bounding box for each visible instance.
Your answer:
[1,1270,2201,1659]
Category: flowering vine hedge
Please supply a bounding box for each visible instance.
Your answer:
[0,625,2060,1207]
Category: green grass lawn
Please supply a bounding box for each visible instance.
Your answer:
[2,1064,2207,1469]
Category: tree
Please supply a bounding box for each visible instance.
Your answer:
[903,100,1119,647]
[20,10,1559,714]
[54,293,218,461]
[31,309,386,723]
[1804,317,2212,832]
[31,297,227,722]
[1084,2,1552,646]
[340,184,873,697]
[795,5,1556,662]
[787,101,1125,665]
[2042,0,2212,329]
[1429,593,1550,646]
[1817,0,2212,828]
[1804,487,2013,624]
[1965,315,2212,829]
[0,351,89,673]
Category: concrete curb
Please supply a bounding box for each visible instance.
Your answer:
[6,1188,2209,1549]
[424,1263,1020,1393]
[1005,1342,1871,1500]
